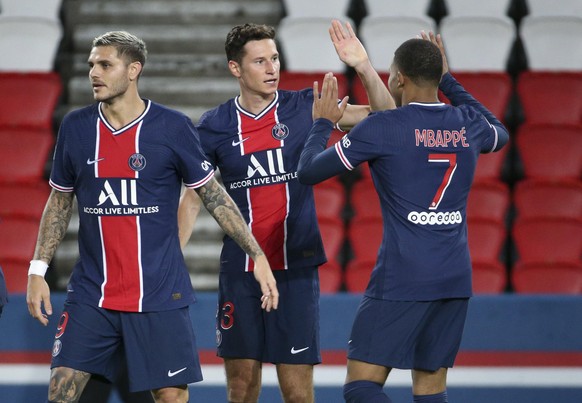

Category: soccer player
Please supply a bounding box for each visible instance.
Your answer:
[0,265,7,318]
[178,21,392,403]
[297,33,510,403]
[26,31,278,403]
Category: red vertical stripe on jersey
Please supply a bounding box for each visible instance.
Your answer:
[238,108,289,271]
[97,120,142,311]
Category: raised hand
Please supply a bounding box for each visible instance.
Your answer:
[329,19,369,69]
[419,30,449,76]
[312,72,349,124]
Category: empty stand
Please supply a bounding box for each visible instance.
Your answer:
[515,123,582,181]
[439,72,513,122]
[0,217,40,292]
[351,72,389,105]
[0,128,54,184]
[344,258,375,293]
[439,16,516,71]
[0,182,50,220]
[512,217,582,265]
[467,218,507,265]
[473,145,509,183]
[318,260,343,293]
[443,0,512,17]
[472,261,507,294]
[359,16,436,73]
[0,72,62,128]
[281,0,351,18]
[313,180,346,220]
[516,72,582,125]
[0,16,63,72]
[318,216,345,264]
[514,179,582,220]
[363,0,432,17]
[520,16,582,71]
[348,217,382,262]
[512,262,582,294]
[279,71,349,98]
[0,0,62,21]
[350,179,382,220]
[278,17,353,73]
[467,180,510,224]
[525,0,582,16]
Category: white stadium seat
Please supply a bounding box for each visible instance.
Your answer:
[443,0,512,17]
[0,0,62,21]
[281,0,351,18]
[363,0,432,17]
[526,0,582,17]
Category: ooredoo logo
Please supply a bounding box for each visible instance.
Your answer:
[407,211,462,225]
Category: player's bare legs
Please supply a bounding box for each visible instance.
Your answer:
[224,358,262,402]
[345,359,391,385]
[151,385,189,403]
[411,367,447,395]
[48,367,91,402]
[276,364,314,403]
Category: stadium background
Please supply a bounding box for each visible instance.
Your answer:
[0,0,581,401]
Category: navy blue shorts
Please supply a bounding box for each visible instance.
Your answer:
[217,267,321,365]
[50,301,203,392]
[348,297,469,372]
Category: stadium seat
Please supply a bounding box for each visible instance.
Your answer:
[467,218,507,266]
[351,72,389,105]
[514,179,582,220]
[516,72,582,125]
[318,216,345,263]
[0,217,40,292]
[359,16,436,73]
[363,0,432,17]
[277,17,354,73]
[0,72,62,129]
[0,0,62,21]
[512,217,582,265]
[0,182,50,220]
[0,16,63,72]
[472,261,507,294]
[319,260,343,294]
[443,0,512,17]
[515,123,582,181]
[473,145,509,183]
[347,217,382,262]
[0,128,54,184]
[438,16,516,71]
[439,72,513,123]
[279,71,349,98]
[350,179,382,220]
[0,259,30,293]
[520,16,582,71]
[344,258,375,293]
[525,0,582,16]
[313,180,346,220]
[280,0,351,18]
[512,262,582,294]
[467,180,510,224]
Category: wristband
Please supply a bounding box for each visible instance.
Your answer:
[28,260,49,277]
[335,122,345,132]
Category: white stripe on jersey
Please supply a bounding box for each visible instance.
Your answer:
[334,141,354,170]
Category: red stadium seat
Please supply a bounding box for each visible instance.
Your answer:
[512,262,582,294]
[473,145,509,182]
[319,260,343,294]
[0,217,40,292]
[347,217,382,262]
[314,180,346,220]
[512,217,582,265]
[350,73,389,105]
[516,123,582,181]
[350,179,382,220]
[439,72,513,123]
[318,216,345,263]
[1,259,30,293]
[472,261,507,294]
[0,182,50,220]
[467,218,507,265]
[344,258,375,293]
[467,180,510,224]
[279,71,349,97]
[0,72,62,129]
[0,128,54,184]
[516,72,582,125]
[514,179,582,220]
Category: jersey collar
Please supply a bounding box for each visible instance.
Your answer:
[234,92,279,120]
[98,99,151,135]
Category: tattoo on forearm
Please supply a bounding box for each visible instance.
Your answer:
[197,179,264,259]
[34,190,74,263]
[48,367,91,402]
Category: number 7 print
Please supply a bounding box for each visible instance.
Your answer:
[428,154,457,210]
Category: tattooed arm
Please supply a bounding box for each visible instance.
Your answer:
[195,178,279,311]
[27,189,74,326]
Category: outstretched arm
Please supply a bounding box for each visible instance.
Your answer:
[27,189,74,326]
[195,178,278,311]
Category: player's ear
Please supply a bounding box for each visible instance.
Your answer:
[228,60,241,78]
[128,61,142,81]
[396,71,405,88]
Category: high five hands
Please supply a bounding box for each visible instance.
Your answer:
[312,72,349,124]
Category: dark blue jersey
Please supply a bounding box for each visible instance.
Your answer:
[197,89,327,272]
[50,101,214,312]
[298,73,509,301]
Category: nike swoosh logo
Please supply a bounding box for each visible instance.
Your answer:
[290,346,310,354]
[167,367,187,377]
[87,157,105,165]
[232,137,250,146]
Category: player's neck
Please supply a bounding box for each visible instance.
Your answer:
[100,91,146,130]
[402,87,439,106]
[237,91,276,115]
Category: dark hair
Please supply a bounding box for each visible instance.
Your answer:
[92,31,147,69]
[225,23,276,64]
[393,39,442,86]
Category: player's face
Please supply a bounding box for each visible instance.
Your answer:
[388,62,402,107]
[232,39,280,98]
[88,46,133,103]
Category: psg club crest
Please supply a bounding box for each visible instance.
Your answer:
[271,123,289,140]
[52,339,62,357]
[128,153,146,171]
[216,329,222,347]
